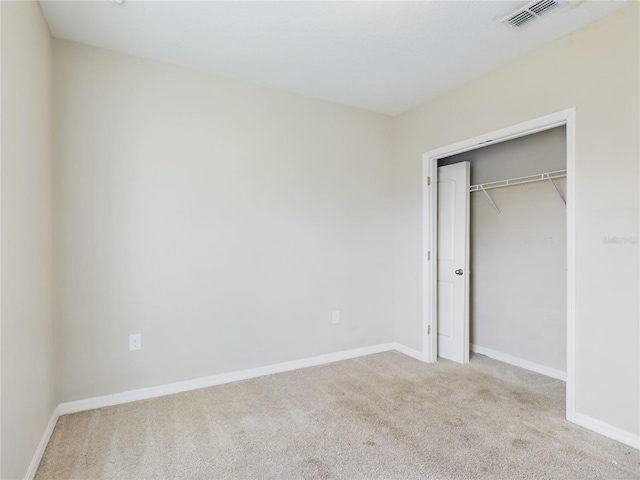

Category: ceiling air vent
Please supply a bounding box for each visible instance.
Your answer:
[501,0,565,30]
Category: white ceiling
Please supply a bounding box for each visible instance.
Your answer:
[40,0,629,115]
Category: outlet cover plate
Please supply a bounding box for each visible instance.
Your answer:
[129,333,141,351]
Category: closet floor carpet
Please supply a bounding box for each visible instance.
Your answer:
[36,352,639,479]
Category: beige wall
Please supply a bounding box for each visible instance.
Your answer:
[53,40,395,402]
[393,5,639,436]
[1,2,55,479]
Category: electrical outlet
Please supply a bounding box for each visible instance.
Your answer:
[332,311,340,324]
[129,333,141,351]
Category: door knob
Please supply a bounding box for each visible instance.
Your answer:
[455,269,464,276]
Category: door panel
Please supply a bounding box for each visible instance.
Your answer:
[437,180,455,261]
[437,162,470,363]
[437,281,454,338]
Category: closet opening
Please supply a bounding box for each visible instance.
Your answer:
[421,109,576,421]
[439,126,566,377]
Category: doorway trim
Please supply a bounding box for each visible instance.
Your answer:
[421,108,576,422]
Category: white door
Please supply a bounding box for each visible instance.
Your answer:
[437,162,470,363]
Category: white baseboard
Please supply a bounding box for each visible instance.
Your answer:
[58,343,400,415]
[24,408,59,480]
[574,413,640,450]
[392,342,424,361]
[471,344,567,381]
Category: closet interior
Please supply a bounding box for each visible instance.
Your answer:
[439,126,567,379]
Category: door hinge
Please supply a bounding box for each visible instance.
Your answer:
[427,325,431,335]
[427,176,431,186]
[427,251,431,261]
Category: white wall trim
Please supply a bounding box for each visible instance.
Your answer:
[574,413,640,450]
[392,342,424,361]
[58,343,403,415]
[471,344,567,381]
[24,408,59,480]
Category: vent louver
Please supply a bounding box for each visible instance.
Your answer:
[501,0,564,30]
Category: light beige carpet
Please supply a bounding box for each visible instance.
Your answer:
[36,352,639,479]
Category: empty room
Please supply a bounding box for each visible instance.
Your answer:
[1,1,638,479]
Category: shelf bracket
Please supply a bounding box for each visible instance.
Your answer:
[545,174,566,207]
[480,185,501,216]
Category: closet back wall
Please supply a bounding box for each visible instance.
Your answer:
[53,40,394,402]
[440,128,567,373]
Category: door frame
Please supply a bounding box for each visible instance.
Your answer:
[421,108,576,422]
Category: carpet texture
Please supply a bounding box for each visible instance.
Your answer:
[36,352,639,479]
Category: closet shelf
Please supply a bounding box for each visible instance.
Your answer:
[469,169,567,193]
[470,169,567,216]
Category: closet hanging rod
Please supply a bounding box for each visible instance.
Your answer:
[470,169,567,193]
